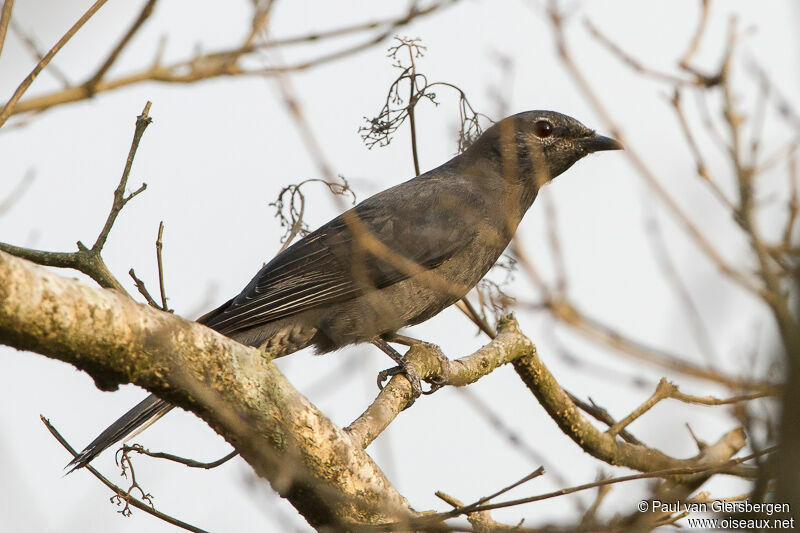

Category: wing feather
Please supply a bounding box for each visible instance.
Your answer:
[201,177,478,337]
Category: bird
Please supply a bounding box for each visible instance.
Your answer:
[66,110,622,471]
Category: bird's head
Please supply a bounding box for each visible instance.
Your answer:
[470,110,623,185]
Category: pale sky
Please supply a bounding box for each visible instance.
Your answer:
[1,1,798,531]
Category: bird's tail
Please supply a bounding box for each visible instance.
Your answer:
[65,393,173,473]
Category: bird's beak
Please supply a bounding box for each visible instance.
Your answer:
[581,134,624,153]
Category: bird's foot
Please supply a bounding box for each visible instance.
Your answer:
[421,344,451,395]
[422,377,446,395]
[377,359,423,407]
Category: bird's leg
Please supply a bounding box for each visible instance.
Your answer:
[372,337,423,405]
[382,332,423,347]
[374,336,451,397]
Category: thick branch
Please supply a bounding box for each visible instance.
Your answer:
[0,250,411,528]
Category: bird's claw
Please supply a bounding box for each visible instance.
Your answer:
[422,376,446,395]
[376,361,423,408]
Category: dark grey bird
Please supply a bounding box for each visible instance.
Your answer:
[66,110,622,471]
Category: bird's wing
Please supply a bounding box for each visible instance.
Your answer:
[200,182,476,336]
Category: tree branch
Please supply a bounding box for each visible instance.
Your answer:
[0,0,14,59]
[0,0,109,128]
[345,316,533,449]
[0,250,412,529]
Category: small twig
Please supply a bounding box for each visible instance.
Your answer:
[435,492,521,532]
[584,19,695,86]
[566,392,642,445]
[579,477,611,528]
[0,102,153,294]
[40,416,210,533]
[783,152,799,248]
[270,176,356,251]
[670,389,771,406]
[7,3,456,122]
[670,89,735,210]
[376,447,774,531]
[550,2,763,300]
[0,0,109,128]
[679,0,710,69]
[434,467,545,530]
[360,36,491,155]
[685,423,707,451]
[93,101,152,252]
[129,268,160,308]
[114,446,155,516]
[540,297,777,393]
[155,221,169,311]
[455,297,497,338]
[8,20,72,87]
[120,444,238,469]
[607,378,676,437]
[608,378,771,439]
[0,0,14,59]
[471,467,546,509]
[84,0,158,92]
[406,41,421,176]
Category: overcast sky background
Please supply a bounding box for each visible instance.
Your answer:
[1,1,799,531]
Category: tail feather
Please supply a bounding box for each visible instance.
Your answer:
[66,394,173,473]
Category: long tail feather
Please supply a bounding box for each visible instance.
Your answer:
[65,394,173,473]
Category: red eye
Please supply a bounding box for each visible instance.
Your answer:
[534,120,553,138]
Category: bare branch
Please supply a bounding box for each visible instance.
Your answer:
[0,0,109,128]
[120,443,238,470]
[1,251,412,527]
[155,221,169,311]
[6,2,456,122]
[0,0,14,59]
[41,416,210,533]
[84,0,158,93]
[0,102,153,293]
[129,268,160,308]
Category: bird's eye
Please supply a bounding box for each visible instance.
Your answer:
[534,120,553,138]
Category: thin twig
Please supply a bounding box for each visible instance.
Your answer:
[456,297,497,338]
[679,0,710,69]
[0,0,14,58]
[436,466,546,516]
[550,2,763,299]
[566,392,642,445]
[41,416,210,533]
[0,102,153,293]
[93,101,152,252]
[121,444,238,469]
[7,3,456,122]
[84,0,158,92]
[370,447,775,531]
[0,0,109,128]
[607,379,676,436]
[155,221,169,311]
[129,268,160,308]
[670,89,735,210]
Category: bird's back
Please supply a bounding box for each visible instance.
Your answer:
[200,155,511,352]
